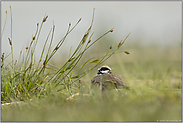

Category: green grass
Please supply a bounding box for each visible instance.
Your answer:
[1,7,182,122]
[1,47,181,122]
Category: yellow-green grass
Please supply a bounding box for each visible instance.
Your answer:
[1,46,181,122]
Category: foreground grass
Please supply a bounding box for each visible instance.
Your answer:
[1,47,182,122]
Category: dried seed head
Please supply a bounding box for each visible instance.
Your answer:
[118,43,121,48]
[25,47,28,52]
[37,23,39,26]
[124,51,130,55]
[69,23,71,27]
[68,57,75,62]
[8,38,12,46]
[110,45,112,49]
[53,21,55,28]
[82,40,86,44]
[88,40,91,44]
[82,35,87,44]
[43,60,46,66]
[43,15,48,22]
[2,52,4,57]
[54,46,59,51]
[78,18,82,22]
[20,51,22,57]
[118,40,123,48]
[14,60,17,65]
[1,53,4,61]
[6,11,7,14]
[110,29,114,32]
[33,36,35,40]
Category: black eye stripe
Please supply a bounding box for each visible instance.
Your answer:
[100,67,110,71]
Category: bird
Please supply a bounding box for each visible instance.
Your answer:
[91,65,129,91]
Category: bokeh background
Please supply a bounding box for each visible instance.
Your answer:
[1,1,181,61]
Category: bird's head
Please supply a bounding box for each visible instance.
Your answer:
[97,65,112,75]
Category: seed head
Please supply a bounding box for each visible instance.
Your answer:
[78,18,82,23]
[8,38,12,46]
[53,21,55,28]
[1,53,4,61]
[124,51,130,55]
[118,40,123,48]
[25,47,28,52]
[20,51,22,57]
[88,40,91,44]
[68,57,75,62]
[43,15,48,22]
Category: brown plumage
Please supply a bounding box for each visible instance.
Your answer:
[91,65,129,91]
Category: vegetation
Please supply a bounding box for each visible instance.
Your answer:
[1,7,182,122]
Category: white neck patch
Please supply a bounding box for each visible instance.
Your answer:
[100,70,109,74]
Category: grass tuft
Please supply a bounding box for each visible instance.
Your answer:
[1,8,130,103]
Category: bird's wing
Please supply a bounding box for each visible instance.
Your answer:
[91,75,101,88]
[91,73,130,90]
[108,73,130,89]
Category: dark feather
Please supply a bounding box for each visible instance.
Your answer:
[91,73,129,91]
